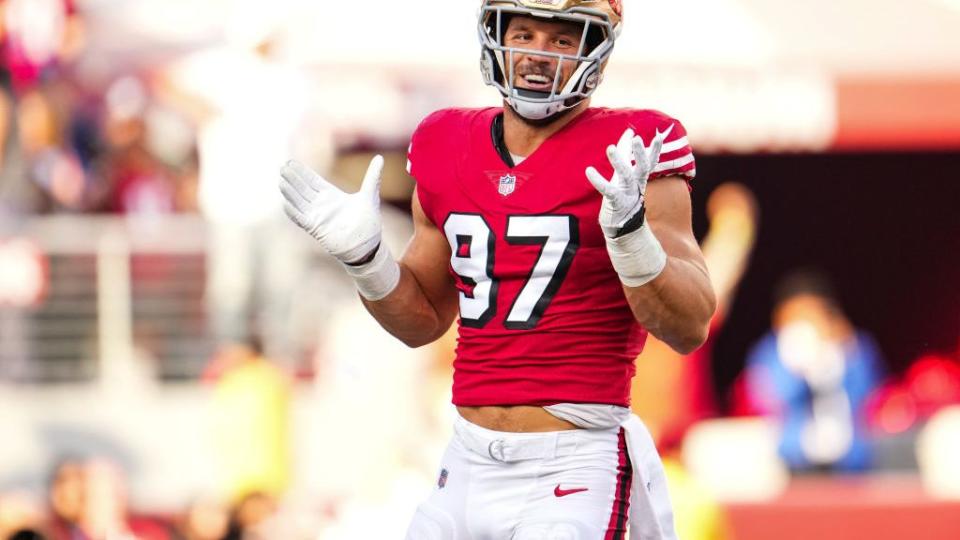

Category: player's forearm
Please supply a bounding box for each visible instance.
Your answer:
[360,264,452,348]
[623,256,717,354]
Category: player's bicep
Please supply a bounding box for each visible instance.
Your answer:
[645,177,707,271]
[400,188,459,326]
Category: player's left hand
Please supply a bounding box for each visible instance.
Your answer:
[585,125,672,238]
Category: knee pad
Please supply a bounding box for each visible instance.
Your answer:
[404,502,458,540]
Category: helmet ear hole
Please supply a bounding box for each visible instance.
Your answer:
[482,49,506,86]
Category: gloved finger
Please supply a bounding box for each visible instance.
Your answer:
[285,160,334,194]
[279,181,310,212]
[585,166,613,196]
[360,154,385,202]
[631,136,655,176]
[282,201,309,230]
[644,126,672,173]
[607,144,633,184]
[617,128,635,155]
[649,128,667,166]
[280,166,316,202]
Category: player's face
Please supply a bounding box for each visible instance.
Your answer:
[503,16,584,94]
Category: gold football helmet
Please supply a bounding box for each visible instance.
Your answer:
[478,0,624,120]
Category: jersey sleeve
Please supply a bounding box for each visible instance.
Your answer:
[407,110,451,227]
[630,111,696,184]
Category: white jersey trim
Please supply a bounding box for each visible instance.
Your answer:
[660,136,689,154]
[654,153,695,173]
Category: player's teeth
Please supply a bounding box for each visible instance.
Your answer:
[524,75,550,84]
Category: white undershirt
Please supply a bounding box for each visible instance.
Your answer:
[544,403,632,429]
[510,152,527,165]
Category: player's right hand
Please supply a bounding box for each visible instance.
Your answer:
[280,156,385,264]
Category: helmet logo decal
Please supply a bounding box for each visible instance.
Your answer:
[608,0,622,16]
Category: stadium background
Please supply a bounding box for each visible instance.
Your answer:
[1,0,959,538]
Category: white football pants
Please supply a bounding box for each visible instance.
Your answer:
[404,413,677,540]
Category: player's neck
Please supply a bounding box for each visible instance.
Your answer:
[502,100,590,158]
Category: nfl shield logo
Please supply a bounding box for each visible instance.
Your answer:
[498,174,517,196]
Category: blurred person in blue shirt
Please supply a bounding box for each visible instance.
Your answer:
[745,270,883,473]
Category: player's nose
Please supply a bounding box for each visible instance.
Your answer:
[517,51,555,72]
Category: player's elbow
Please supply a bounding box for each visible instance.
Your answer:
[399,335,437,349]
[396,327,446,349]
[665,321,710,355]
[672,289,717,353]
[672,329,709,355]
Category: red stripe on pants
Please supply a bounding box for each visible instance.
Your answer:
[604,427,633,540]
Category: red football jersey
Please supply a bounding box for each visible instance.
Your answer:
[408,107,695,407]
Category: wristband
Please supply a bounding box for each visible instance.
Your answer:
[341,244,401,301]
[605,224,667,287]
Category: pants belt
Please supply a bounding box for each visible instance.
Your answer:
[453,414,581,463]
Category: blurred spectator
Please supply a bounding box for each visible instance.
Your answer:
[222,492,276,540]
[98,76,176,215]
[47,457,85,540]
[0,0,84,95]
[8,85,88,213]
[0,0,93,215]
[80,458,170,540]
[172,498,228,540]
[742,270,884,473]
[46,457,171,540]
[157,22,313,357]
[207,339,292,501]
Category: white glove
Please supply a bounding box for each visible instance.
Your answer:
[585,126,672,287]
[279,156,400,300]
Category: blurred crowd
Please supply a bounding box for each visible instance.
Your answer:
[0,0,200,218]
[0,455,294,540]
[0,0,331,364]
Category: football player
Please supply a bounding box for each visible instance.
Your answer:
[280,0,716,537]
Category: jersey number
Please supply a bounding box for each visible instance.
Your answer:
[443,213,579,330]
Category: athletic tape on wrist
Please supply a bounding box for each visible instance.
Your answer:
[605,224,667,287]
[341,244,401,301]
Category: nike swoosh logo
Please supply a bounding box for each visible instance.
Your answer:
[554,485,589,497]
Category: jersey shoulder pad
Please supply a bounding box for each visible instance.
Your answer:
[407,108,490,180]
[621,108,696,182]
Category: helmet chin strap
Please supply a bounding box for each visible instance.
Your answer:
[509,89,582,121]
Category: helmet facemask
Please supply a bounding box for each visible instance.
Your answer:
[478,1,620,121]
